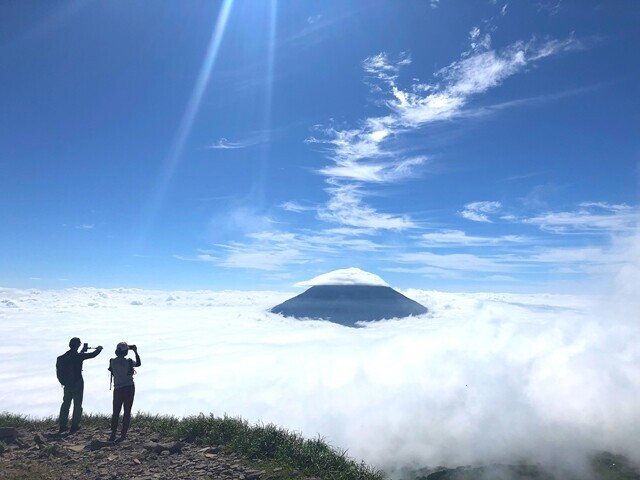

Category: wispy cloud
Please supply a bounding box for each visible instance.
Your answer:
[215,246,313,271]
[386,36,582,127]
[420,229,527,247]
[396,250,514,273]
[299,31,583,233]
[460,201,502,222]
[392,242,628,280]
[280,201,315,213]
[536,0,563,16]
[393,204,639,280]
[207,132,268,150]
[185,229,386,272]
[199,26,591,276]
[318,183,416,230]
[522,203,638,234]
[75,224,95,230]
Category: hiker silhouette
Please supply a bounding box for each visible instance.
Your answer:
[56,337,103,434]
[109,342,141,442]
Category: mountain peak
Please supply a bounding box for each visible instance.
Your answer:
[294,267,389,287]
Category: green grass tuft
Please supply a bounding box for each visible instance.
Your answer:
[0,411,384,480]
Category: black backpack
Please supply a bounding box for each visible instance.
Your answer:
[56,352,75,386]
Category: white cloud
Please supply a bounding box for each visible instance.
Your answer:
[322,226,375,236]
[209,206,275,237]
[420,229,527,247]
[362,52,411,87]
[303,33,582,233]
[536,1,563,16]
[2,281,640,474]
[522,203,637,233]
[527,36,583,61]
[202,229,386,272]
[392,223,640,283]
[75,224,95,230]
[396,250,512,273]
[318,155,428,183]
[460,201,502,222]
[308,126,392,170]
[318,183,415,230]
[217,247,310,271]
[207,133,267,150]
[294,267,389,287]
[381,35,581,130]
[528,246,619,264]
[468,26,491,51]
[384,265,463,279]
[280,201,314,213]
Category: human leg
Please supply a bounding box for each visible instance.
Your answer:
[58,387,73,431]
[70,380,84,430]
[120,385,135,438]
[111,387,125,437]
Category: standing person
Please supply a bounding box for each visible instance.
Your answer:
[56,337,103,434]
[109,342,141,442]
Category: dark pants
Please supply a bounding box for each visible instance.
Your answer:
[59,379,84,429]
[111,384,135,435]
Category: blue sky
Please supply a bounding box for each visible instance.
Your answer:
[1,0,638,291]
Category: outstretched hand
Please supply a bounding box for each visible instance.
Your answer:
[96,346,103,351]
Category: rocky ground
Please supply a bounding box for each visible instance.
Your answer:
[0,425,301,480]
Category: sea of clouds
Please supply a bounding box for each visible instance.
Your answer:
[1,238,639,476]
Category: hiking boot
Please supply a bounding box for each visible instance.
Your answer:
[69,426,80,434]
[58,426,68,434]
[115,434,126,443]
[109,432,116,442]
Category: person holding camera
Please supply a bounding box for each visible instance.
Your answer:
[56,337,103,434]
[109,342,141,442]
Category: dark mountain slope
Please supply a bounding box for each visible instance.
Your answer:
[270,285,427,326]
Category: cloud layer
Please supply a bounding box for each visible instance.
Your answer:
[1,270,639,475]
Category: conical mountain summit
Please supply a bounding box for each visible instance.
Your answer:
[270,268,427,326]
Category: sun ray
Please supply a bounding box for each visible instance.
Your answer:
[140,0,234,235]
[250,0,278,207]
[264,0,278,128]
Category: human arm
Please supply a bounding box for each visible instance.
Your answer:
[131,345,141,367]
[81,345,103,359]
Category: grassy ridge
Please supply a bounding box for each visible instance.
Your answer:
[0,412,384,480]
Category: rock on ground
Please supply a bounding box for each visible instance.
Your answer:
[0,424,274,480]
